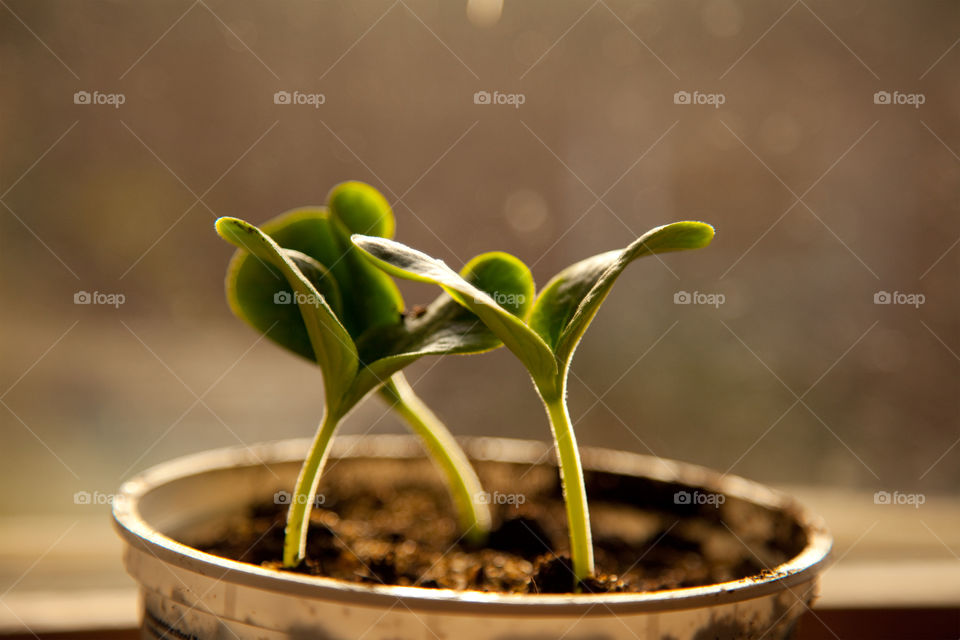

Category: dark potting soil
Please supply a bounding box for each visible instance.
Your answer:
[194,458,807,594]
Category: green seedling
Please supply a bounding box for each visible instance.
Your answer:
[215,182,535,567]
[352,221,714,585]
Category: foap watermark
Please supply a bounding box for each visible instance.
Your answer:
[874,490,925,508]
[274,490,326,507]
[473,90,525,109]
[873,90,925,109]
[674,490,725,508]
[73,90,125,109]
[673,90,725,108]
[478,291,527,308]
[475,490,526,508]
[274,291,323,305]
[273,90,326,108]
[74,290,125,308]
[674,290,725,308]
[74,490,116,505]
[874,290,925,308]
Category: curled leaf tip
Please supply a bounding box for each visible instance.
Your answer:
[328,181,395,239]
[668,221,715,247]
[685,220,715,244]
[215,217,257,245]
[460,251,535,319]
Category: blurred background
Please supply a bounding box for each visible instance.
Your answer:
[0,0,957,596]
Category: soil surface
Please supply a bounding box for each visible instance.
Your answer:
[194,458,807,594]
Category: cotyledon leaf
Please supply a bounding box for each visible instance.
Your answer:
[345,295,499,408]
[229,199,402,343]
[459,251,535,320]
[323,182,404,336]
[345,251,535,408]
[216,217,358,409]
[351,235,558,387]
[225,248,344,363]
[284,250,343,319]
[530,221,715,369]
[226,208,348,360]
[328,180,395,240]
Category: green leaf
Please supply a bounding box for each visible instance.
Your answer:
[326,182,404,337]
[223,248,343,363]
[323,234,404,338]
[225,199,402,350]
[328,181,395,239]
[285,250,344,319]
[216,217,358,408]
[345,295,498,407]
[531,221,714,368]
[356,295,498,365]
[254,196,400,340]
[351,235,558,386]
[460,251,535,319]
[528,252,612,353]
[225,209,341,361]
[256,208,345,272]
[346,251,534,407]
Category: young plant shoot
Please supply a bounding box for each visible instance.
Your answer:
[352,221,715,585]
[215,182,535,567]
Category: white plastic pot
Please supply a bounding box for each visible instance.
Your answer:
[113,436,831,639]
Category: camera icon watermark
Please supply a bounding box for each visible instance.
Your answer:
[273,90,325,108]
[873,90,924,109]
[673,90,725,108]
[74,290,125,308]
[674,290,725,308]
[473,90,525,109]
[873,490,924,508]
[273,490,326,506]
[674,490,725,508]
[873,290,925,308]
[73,90,125,109]
[474,490,526,508]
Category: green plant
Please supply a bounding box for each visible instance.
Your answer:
[214,182,534,567]
[352,221,715,584]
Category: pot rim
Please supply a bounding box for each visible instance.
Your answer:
[113,435,832,616]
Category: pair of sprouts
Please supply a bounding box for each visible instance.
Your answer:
[216,181,713,584]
